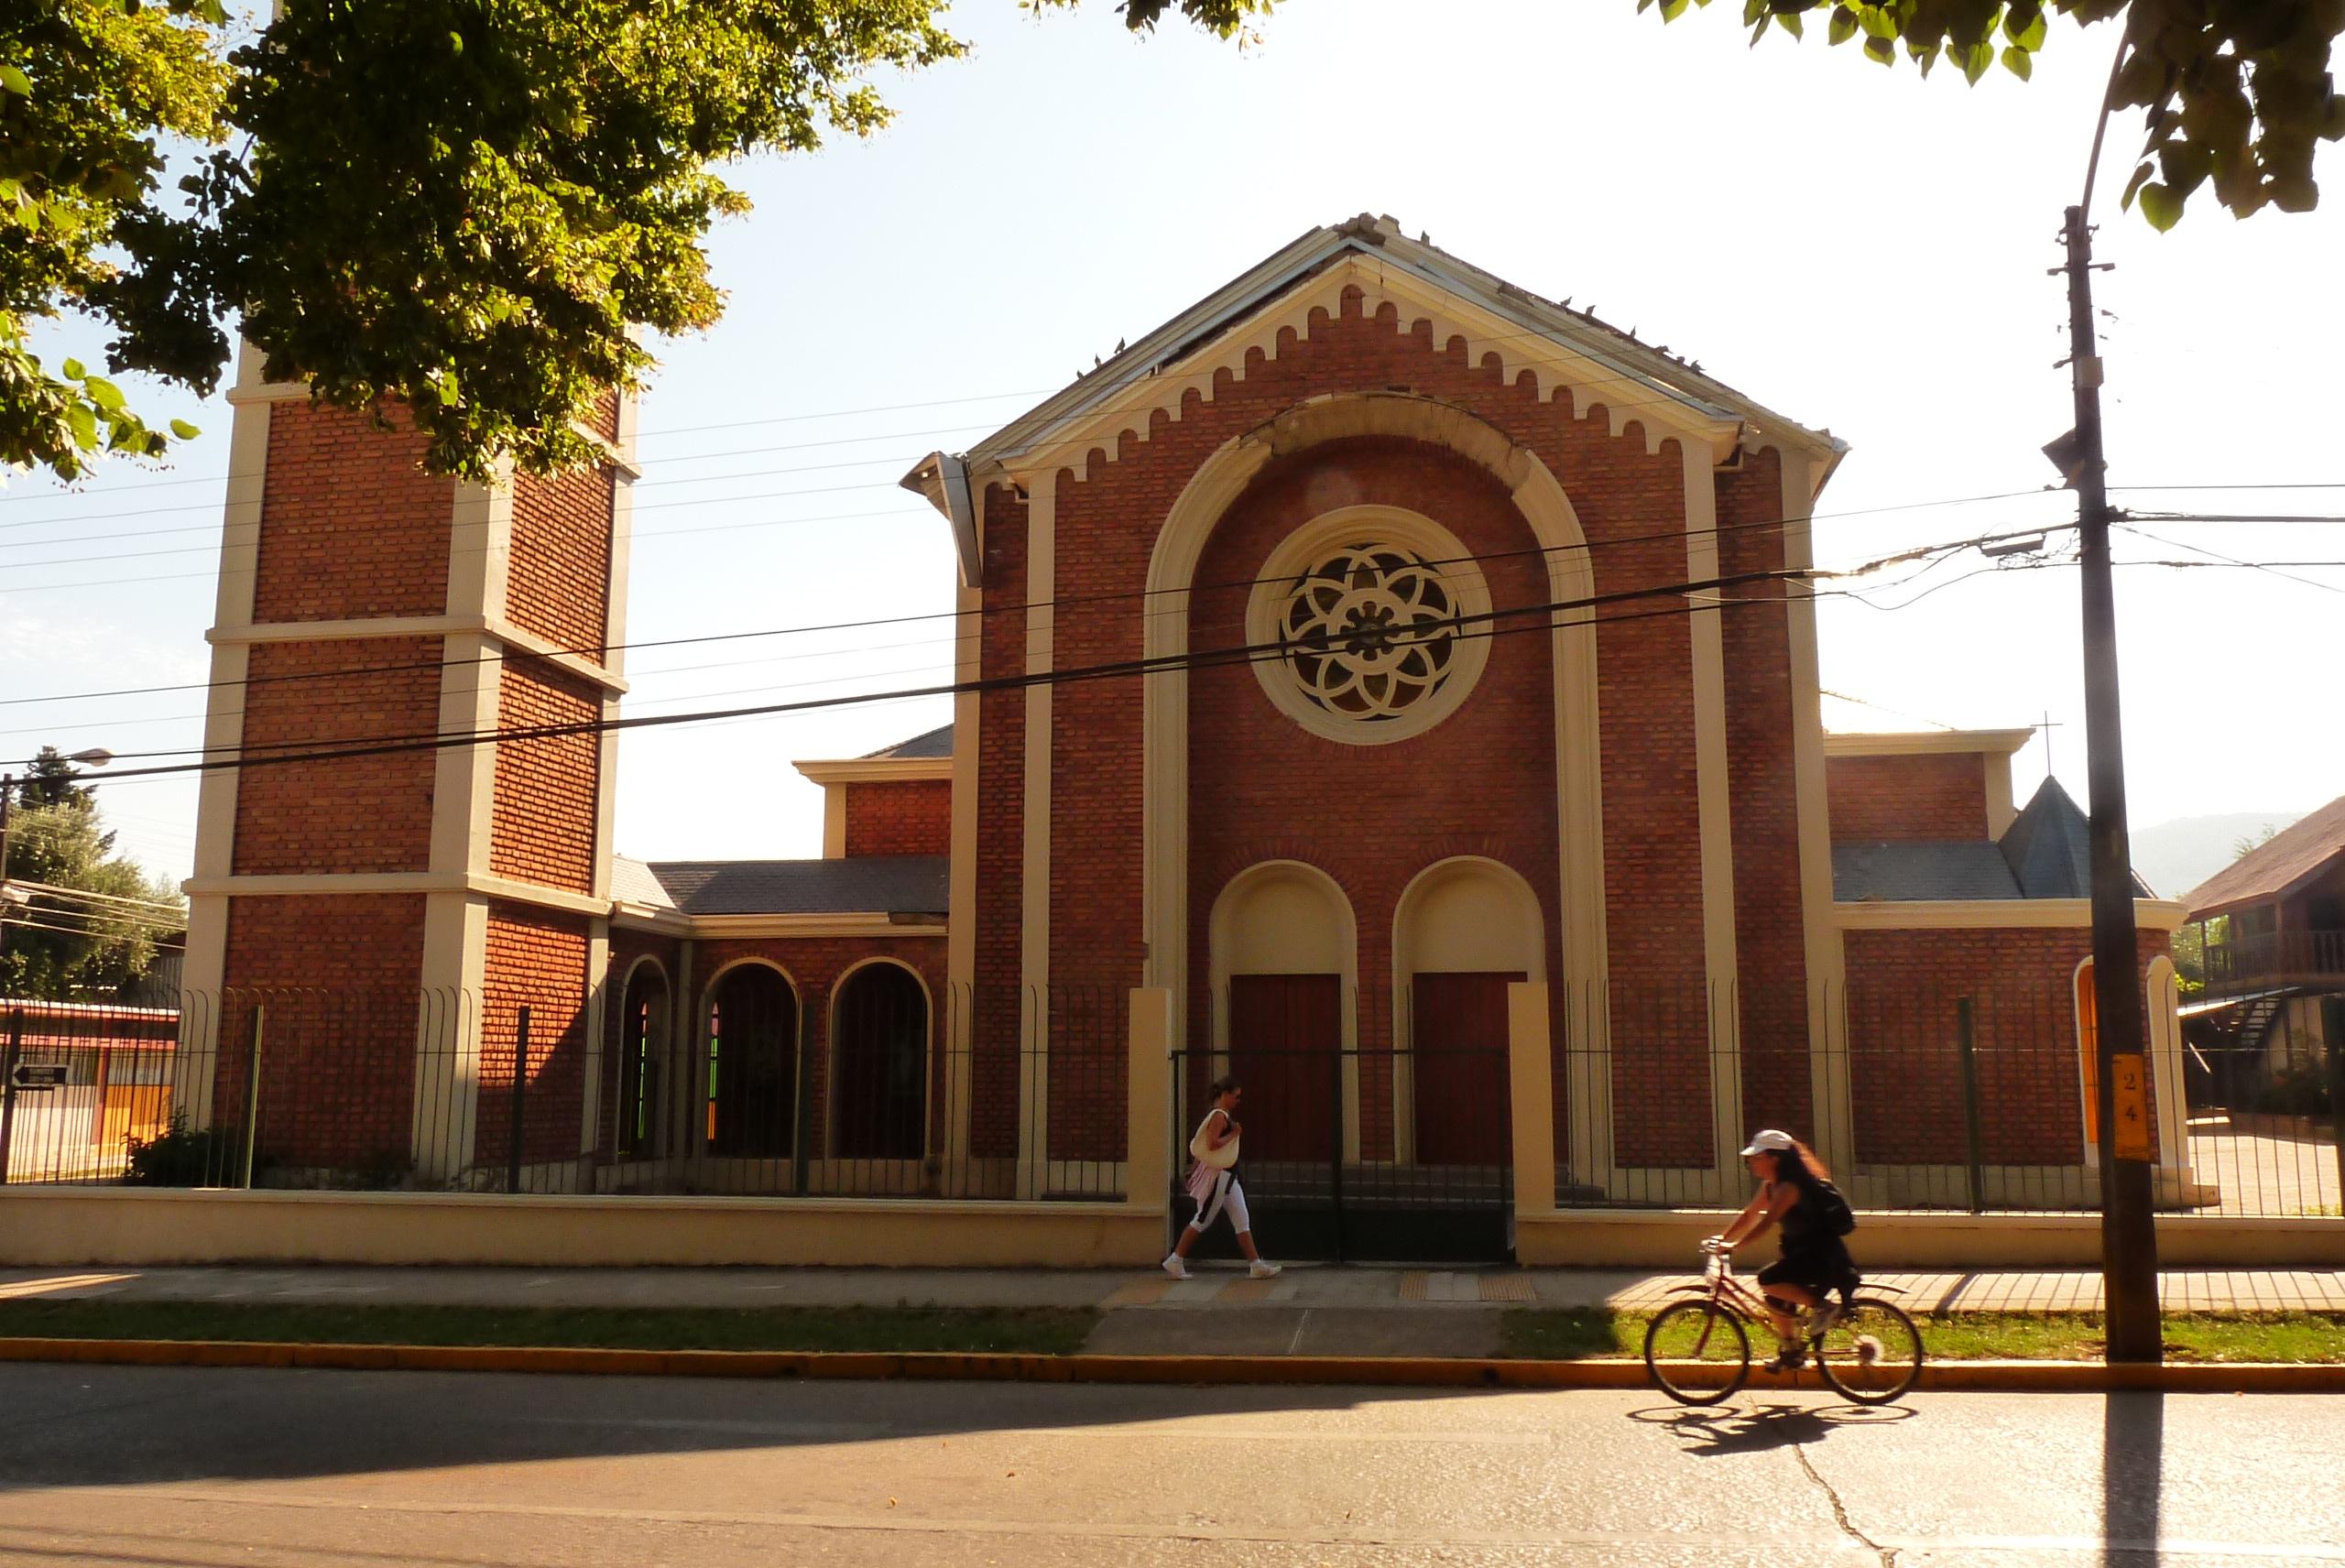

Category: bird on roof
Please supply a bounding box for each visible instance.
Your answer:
[1115,338,1126,353]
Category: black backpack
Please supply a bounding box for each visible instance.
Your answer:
[1812,1178,1858,1237]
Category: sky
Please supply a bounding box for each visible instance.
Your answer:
[5,0,2342,888]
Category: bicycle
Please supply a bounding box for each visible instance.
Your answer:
[1642,1241,1925,1407]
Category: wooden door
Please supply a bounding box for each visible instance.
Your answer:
[1410,972,1522,1166]
[1226,974,1341,1164]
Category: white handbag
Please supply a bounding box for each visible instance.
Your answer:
[1189,1111,1238,1171]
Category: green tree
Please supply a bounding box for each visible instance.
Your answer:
[1,796,183,1001]
[1642,1,2345,229]
[12,745,103,816]
[5,0,1252,491]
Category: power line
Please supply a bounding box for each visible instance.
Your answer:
[2113,521,2345,598]
[3,486,2056,713]
[41,516,2058,768]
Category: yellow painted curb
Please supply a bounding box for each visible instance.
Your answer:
[1,1337,2341,1392]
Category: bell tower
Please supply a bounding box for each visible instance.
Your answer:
[180,344,635,1185]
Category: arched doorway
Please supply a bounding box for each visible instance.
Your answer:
[1393,857,1543,1169]
[832,963,928,1160]
[705,964,798,1158]
[615,959,671,1160]
[1209,861,1356,1169]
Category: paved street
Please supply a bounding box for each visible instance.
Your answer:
[0,1364,2338,1566]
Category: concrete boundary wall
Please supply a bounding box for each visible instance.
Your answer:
[4,1189,2340,1269]
[1517,1209,2345,1269]
[0,1190,1165,1269]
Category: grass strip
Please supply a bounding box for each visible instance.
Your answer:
[0,1300,1097,1356]
[1500,1308,2345,1364]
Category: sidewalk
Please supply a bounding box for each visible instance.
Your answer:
[4,1263,2342,1359]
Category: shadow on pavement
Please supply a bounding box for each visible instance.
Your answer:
[1627,1399,1916,1457]
[2103,1390,2164,1566]
[0,1362,1505,1496]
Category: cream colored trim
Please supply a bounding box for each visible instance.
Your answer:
[1018,468,1057,1201]
[224,378,313,407]
[1836,898,2190,931]
[578,921,611,1155]
[1823,729,2034,757]
[414,891,486,1182]
[184,872,610,920]
[1772,444,1853,1177]
[1241,505,1494,746]
[429,630,503,879]
[206,615,627,694]
[1207,859,1362,1162]
[1126,988,1173,1219]
[1141,394,1609,1127]
[610,903,693,936]
[1390,855,1545,1165]
[1985,753,2018,838]
[1508,982,1558,1220]
[2144,957,2192,1181]
[793,757,956,785]
[1009,255,1757,485]
[589,692,619,904]
[673,912,946,940]
[568,420,643,481]
[183,358,273,1026]
[944,579,983,1192]
[822,785,846,858]
[1682,439,1743,1187]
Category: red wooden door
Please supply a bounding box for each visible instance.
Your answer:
[1410,972,1521,1166]
[1226,974,1342,1163]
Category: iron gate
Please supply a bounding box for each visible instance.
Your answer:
[1168,1045,1513,1262]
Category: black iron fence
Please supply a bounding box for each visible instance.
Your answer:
[0,984,1130,1200]
[5,973,2339,1222]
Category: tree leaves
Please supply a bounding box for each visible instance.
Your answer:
[1641,0,2342,226]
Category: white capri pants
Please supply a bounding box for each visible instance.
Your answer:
[1187,1169,1252,1236]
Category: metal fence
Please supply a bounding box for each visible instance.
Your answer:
[0,984,1130,1200]
[5,972,2338,1222]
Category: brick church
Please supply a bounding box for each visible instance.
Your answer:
[180,215,2197,1250]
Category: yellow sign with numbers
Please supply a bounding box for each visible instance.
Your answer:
[2110,1052,2152,1162]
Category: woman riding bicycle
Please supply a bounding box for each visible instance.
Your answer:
[1708,1128,1859,1373]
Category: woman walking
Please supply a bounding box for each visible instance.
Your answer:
[1163,1077,1282,1279]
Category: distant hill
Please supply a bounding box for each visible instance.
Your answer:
[2131,810,2307,900]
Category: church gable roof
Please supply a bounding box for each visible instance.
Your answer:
[954,213,1841,484]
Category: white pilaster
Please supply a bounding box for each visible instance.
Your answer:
[1684,442,1744,1193]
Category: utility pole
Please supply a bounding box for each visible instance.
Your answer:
[2056,203,2161,1364]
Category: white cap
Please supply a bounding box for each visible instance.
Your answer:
[1740,1128,1795,1157]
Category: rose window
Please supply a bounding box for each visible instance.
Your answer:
[1276,544,1462,722]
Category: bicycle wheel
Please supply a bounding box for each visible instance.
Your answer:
[1642,1301,1751,1406]
[1814,1297,1925,1405]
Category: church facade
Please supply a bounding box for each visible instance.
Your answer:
[177,216,2196,1252]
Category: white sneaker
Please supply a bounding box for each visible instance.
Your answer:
[1249,1260,1282,1279]
[1162,1254,1190,1279]
[1806,1301,1838,1337]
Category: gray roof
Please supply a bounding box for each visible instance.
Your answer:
[1835,842,2025,902]
[863,723,953,760]
[1835,778,2154,902]
[619,855,948,918]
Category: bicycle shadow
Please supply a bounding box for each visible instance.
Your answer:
[1625,1399,1916,1457]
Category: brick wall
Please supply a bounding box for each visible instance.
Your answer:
[1842,925,2173,1166]
[231,638,440,876]
[1716,447,1814,1134]
[506,466,615,653]
[972,483,1029,1161]
[252,404,452,622]
[477,902,593,1172]
[1828,753,1990,842]
[488,654,602,893]
[214,895,427,1171]
[1021,291,1724,1168]
[844,779,951,857]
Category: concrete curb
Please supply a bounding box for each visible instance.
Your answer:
[2,1337,2341,1392]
